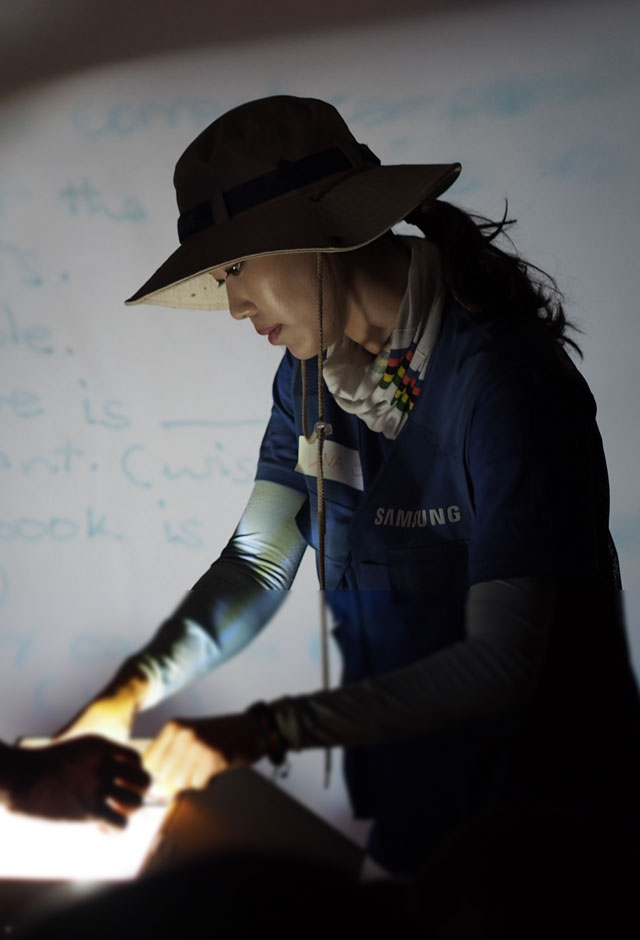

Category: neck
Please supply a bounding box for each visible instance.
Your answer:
[336,237,411,355]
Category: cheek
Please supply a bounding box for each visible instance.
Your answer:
[290,310,339,359]
[317,279,344,348]
[321,306,343,347]
[285,328,320,361]
[284,289,320,348]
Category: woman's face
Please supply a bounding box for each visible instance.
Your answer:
[211,252,344,360]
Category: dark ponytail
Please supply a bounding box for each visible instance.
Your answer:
[406,201,582,356]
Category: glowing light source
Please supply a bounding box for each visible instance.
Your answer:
[0,738,169,882]
[0,802,169,881]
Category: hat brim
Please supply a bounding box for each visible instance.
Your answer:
[125,162,460,311]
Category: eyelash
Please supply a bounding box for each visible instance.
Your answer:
[215,262,242,287]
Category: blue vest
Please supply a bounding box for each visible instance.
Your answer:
[289,302,596,669]
[257,301,639,873]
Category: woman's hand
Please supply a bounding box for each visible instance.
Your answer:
[143,714,268,796]
[3,736,150,827]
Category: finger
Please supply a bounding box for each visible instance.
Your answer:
[111,743,147,765]
[154,730,193,793]
[179,746,219,791]
[106,783,146,809]
[143,724,180,773]
[107,758,151,791]
[97,800,128,829]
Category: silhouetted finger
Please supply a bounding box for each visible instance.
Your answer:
[107,758,151,791]
[111,745,146,766]
[106,783,146,809]
[95,800,128,829]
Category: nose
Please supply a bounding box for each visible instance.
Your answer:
[229,305,256,321]
[228,290,257,321]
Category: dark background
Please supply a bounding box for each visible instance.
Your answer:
[2,0,505,97]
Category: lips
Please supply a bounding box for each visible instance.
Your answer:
[257,325,282,345]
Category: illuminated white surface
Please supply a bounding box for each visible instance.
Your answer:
[0,803,169,881]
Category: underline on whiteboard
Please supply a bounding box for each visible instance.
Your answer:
[161,419,266,429]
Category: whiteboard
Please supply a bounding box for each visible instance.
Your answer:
[1,0,639,840]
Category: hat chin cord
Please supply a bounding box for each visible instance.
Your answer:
[301,252,333,786]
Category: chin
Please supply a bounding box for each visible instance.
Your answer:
[288,341,320,361]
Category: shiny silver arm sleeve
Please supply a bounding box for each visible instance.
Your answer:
[271,577,556,747]
[131,481,307,708]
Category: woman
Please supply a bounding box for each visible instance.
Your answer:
[63,96,640,875]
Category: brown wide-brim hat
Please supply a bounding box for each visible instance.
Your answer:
[125,95,461,310]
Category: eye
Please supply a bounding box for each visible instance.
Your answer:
[214,262,242,288]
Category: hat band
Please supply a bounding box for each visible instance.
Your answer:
[177,143,380,243]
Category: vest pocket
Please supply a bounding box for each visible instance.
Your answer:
[353,539,469,595]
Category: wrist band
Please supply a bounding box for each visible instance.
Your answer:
[247,701,287,767]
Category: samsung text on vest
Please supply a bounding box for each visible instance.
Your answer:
[374,506,462,527]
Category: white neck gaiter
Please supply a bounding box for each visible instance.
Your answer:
[322,237,446,440]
